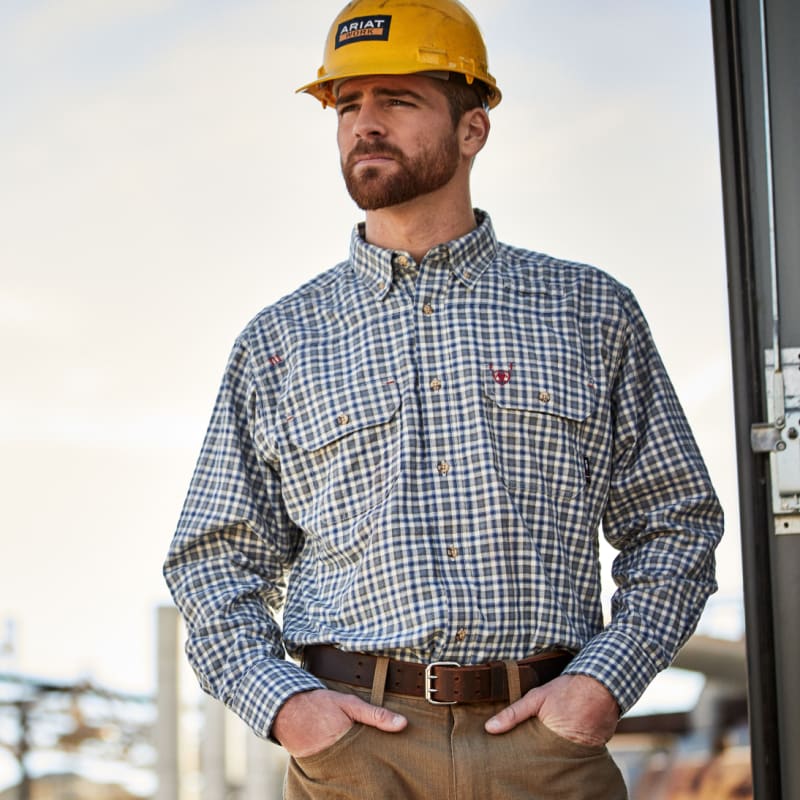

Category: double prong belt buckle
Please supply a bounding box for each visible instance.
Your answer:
[424,661,461,705]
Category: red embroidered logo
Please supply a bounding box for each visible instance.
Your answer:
[269,354,283,367]
[489,363,513,385]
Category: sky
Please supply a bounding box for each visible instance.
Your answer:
[1,0,740,725]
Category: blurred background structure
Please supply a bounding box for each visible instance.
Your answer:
[0,673,153,799]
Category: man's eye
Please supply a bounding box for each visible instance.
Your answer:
[337,104,358,116]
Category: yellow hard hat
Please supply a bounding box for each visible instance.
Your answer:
[297,0,501,109]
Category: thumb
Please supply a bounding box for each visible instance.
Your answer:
[485,689,544,735]
[342,694,407,732]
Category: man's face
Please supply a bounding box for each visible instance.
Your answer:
[335,74,461,211]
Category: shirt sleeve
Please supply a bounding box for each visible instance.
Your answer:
[163,334,324,740]
[562,285,724,713]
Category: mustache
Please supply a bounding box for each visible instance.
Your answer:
[344,141,405,168]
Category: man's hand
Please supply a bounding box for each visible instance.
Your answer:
[273,688,407,758]
[484,674,619,747]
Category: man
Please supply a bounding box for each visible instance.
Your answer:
[164,1,723,797]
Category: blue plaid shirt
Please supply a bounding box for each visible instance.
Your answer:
[164,211,722,739]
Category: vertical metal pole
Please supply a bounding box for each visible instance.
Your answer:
[201,695,228,800]
[156,605,180,800]
[16,702,31,800]
[709,2,782,797]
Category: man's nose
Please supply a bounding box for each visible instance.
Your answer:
[352,101,386,138]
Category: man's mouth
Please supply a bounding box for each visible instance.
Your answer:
[347,144,403,170]
[353,154,394,167]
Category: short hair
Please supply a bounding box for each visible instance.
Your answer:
[434,73,489,127]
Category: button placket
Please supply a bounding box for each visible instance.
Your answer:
[413,254,478,645]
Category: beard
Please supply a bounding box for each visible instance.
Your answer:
[341,134,460,211]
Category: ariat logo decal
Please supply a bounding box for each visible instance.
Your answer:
[335,15,392,48]
[490,363,513,386]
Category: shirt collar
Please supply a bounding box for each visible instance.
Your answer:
[349,209,498,300]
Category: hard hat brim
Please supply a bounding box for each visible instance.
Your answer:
[296,68,501,110]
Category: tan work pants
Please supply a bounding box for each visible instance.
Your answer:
[284,660,627,800]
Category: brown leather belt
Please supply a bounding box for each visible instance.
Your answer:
[303,646,574,705]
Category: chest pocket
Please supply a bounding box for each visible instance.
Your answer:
[281,376,402,530]
[484,362,597,499]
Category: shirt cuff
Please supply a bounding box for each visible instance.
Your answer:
[562,628,663,714]
[228,657,326,741]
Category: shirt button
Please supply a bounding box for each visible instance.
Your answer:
[336,413,350,426]
[455,628,468,642]
[447,546,458,559]
[422,303,434,315]
[396,255,409,268]
[437,461,450,476]
[538,390,551,404]
[430,378,442,392]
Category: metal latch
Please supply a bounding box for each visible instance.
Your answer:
[752,348,800,534]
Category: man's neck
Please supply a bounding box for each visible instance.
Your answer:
[362,191,477,264]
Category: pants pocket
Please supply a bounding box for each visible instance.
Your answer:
[516,718,628,799]
[530,717,609,757]
[291,722,365,775]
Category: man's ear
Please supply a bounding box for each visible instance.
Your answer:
[459,107,490,158]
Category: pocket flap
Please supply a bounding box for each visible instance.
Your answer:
[285,376,401,452]
[485,362,597,422]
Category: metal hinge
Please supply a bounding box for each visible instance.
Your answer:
[751,348,800,534]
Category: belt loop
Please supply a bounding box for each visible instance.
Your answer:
[370,656,390,706]
[504,659,522,704]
